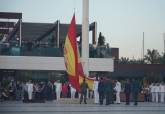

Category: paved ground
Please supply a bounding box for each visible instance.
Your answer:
[0,99,165,114]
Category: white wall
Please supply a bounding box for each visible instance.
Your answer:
[88,58,114,72]
[0,56,114,71]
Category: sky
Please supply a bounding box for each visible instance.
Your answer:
[1,0,165,59]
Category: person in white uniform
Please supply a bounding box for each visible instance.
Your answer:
[54,81,62,101]
[93,77,99,104]
[114,80,121,104]
[150,83,155,102]
[164,83,165,102]
[70,85,76,99]
[159,82,165,103]
[155,83,159,102]
[26,80,33,101]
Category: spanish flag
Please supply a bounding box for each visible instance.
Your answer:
[64,14,80,91]
[64,14,94,91]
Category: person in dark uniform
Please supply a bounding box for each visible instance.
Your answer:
[132,79,141,105]
[105,77,113,105]
[80,78,89,104]
[98,77,105,105]
[124,79,131,105]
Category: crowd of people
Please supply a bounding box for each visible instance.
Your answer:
[147,83,165,103]
[80,77,165,105]
[90,77,140,105]
[0,79,78,102]
[0,77,165,106]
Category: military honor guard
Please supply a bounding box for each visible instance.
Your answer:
[80,78,89,104]
[114,80,121,104]
[54,81,62,101]
[93,77,99,104]
[132,79,140,105]
[26,80,33,101]
[98,77,105,105]
[124,79,131,105]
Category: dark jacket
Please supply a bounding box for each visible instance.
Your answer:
[80,82,88,94]
[98,80,105,93]
[132,80,140,94]
[124,83,131,94]
[104,79,113,94]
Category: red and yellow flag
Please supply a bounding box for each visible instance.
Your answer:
[64,14,80,91]
[64,14,94,91]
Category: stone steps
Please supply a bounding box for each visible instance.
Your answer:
[57,98,94,104]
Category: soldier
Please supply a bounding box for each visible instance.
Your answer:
[124,79,131,105]
[155,83,159,103]
[132,79,140,105]
[114,80,121,104]
[98,77,105,105]
[80,78,89,104]
[164,83,165,102]
[149,83,154,102]
[159,82,165,103]
[0,82,2,101]
[93,77,99,104]
[54,80,62,101]
[26,80,33,101]
[105,77,113,105]
[70,85,76,99]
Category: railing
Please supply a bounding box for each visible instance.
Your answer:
[0,43,112,58]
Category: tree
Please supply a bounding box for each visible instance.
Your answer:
[119,57,144,64]
[159,53,165,64]
[129,59,144,64]
[98,32,105,46]
[144,49,160,64]
[119,57,130,64]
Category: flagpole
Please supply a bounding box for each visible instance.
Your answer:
[82,0,89,76]
[142,32,144,61]
[163,33,165,54]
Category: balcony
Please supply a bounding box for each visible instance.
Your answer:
[0,43,112,58]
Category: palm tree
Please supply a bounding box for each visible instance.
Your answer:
[144,49,160,64]
[129,59,144,64]
[119,57,130,64]
[119,57,144,64]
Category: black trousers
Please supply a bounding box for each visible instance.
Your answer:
[80,92,87,104]
[133,93,139,105]
[99,92,104,105]
[125,93,130,104]
[105,92,113,105]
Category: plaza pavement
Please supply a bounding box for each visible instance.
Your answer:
[0,99,165,114]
